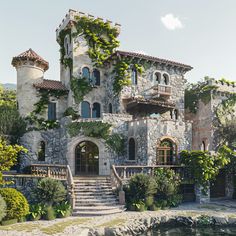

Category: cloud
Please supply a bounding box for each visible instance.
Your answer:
[161,14,184,30]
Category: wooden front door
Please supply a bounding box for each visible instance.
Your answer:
[75,141,99,175]
[210,170,226,198]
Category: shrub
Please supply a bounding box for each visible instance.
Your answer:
[0,188,29,220]
[0,194,6,222]
[43,205,56,220]
[125,173,157,210]
[28,204,45,221]
[32,178,67,206]
[54,201,71,218]
[154,168,182,208]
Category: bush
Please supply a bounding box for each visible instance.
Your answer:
[125,173,157,210]
[32,178,67,206]
[0,188,29,220]
[0,194,6,222]
[43,205,56,220]
[54,201,71,218]
[28,204,45,221]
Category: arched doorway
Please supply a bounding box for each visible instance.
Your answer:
[75,141,99,175]
[157,139,177,165]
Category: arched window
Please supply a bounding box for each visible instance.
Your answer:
[154,72,161,84]
[157,139,176,165]
[132,69,138,85]
[170,110,173,119]
[93,69,100,86]
[174,109,178,120]
[38,141,46,162]
[109,103,113,113]
[92,102,101,118]
[81,101,91,118]
[163,73,169,85]
[82,67,90,80]
[128,138,136,161]
[64,35,70,56]
[201,141,206,151]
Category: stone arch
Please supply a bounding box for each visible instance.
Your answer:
[67,136,108,176]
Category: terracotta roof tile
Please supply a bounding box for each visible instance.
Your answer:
[12,49,49,71]
[33,79,68,91]
[114,50,193,71]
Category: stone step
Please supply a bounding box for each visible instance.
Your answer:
[72,208,123,216]
[75,200,118,206]
[75,197,117,202]
[75,192,115,197]
[74,183,112,187]
[73,206,124,212]
[74,186,112,189]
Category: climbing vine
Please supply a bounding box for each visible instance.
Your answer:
[67,121,125,154]
[185,80,218,113]
[180,147,232,193]
[26,89,67,130]
[218,78,235,86]
[59,15,144,95]
[70,77,93,104]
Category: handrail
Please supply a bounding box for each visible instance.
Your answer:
[66,165,75,209]
[111,165,123,189]
[30,164,67,168]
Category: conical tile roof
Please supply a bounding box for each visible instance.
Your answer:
[12,48,49,71]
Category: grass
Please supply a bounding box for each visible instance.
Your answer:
[98,218,126,228]
[40,218,89,235]
[0,222,40,232]
[197,204,227,211]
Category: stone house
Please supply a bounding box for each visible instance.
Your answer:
[12,9,193,176]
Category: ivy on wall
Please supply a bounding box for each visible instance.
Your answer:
[27,89,67,130]
[70,77,93,104]
[185,81,218,113]
[59,15,144,95]
[67,121,125,154]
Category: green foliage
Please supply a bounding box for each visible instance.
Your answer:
[64,107,79,120]
[67,121,125,154]
[0,188,29,220]
[32,178,67,206]
[43,205,56,221]
[218,78,235,86]
[70,77,92,104]
[125,173,157,210]
[196,215,214,225]
[0,85,16,107]
[73,16,120,67]
[0,139,27,184]
[105,133,125,155]
[54,201,71,218]
[27,204,45,221]
[113,59,143,94]
[154,168,181,202]
[180,149,230,192]
[185,80,218,113]
[0,194,6,222]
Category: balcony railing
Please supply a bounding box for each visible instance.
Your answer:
[152,84,172,97]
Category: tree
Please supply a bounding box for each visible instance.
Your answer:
[0,85,26,141]
[0,138,27,184]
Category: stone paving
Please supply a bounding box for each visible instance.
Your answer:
[1,201,236,236]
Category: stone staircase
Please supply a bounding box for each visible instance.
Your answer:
[73,176,125,216]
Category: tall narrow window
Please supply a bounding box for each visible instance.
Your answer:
[155,72,161,84]
[174,109,178,120]
[82,67,90,80]
[38,141,46,162]
[109,103,113,113]
[81,101,91,118]
[201,141,206,151]
[93,69,100,86]
[48,102,56,121]
[163,74,169,85]
[128,138,136,160]
[132,69,138,85]
[92,102,101,118]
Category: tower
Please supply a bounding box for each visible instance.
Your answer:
[12,48,49,117]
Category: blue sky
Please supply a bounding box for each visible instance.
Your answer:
[1,0,236,84]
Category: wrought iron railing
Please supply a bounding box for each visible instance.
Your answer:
[152,84,172,96]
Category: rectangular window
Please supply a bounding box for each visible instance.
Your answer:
[48,102,56,120]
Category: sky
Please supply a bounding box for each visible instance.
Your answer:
[1,0,236,84]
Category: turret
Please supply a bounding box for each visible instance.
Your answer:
[12,48,49,117]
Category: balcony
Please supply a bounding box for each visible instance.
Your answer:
[151,84,172,98]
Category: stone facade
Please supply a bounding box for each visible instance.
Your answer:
[13,9,193,179]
